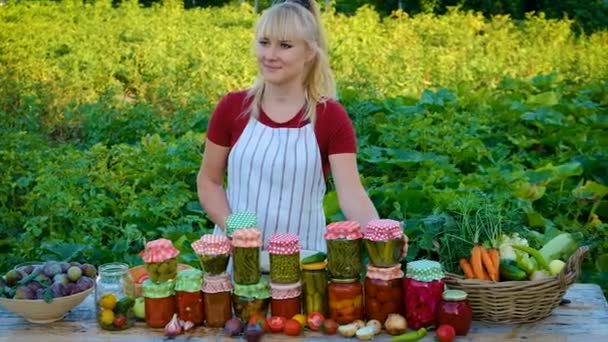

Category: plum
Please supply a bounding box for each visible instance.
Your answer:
[66,283,80,296]
[76,276,95,291]
[14,286,35,300]
[53,273,69,284]
[50,282,67,298]
[27,281,43,292]
[69,261,82,268]
[67,266,82,282]
[36,288,46,300]
[5,269,22,287]
[80,264,97,278]
[60,262,71,273]
[42,262,62,278]
[17,264,37,275]
[224,318,244,336]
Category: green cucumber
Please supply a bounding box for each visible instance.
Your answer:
[301,252,326,264]
[499,260,528,281]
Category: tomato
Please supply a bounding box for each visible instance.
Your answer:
[436,324,456,342]
[248,314,269,332]
[267,316,286,333]
[284,319,302,336]
[112,314,126,328]
[321,318,338,335]
[306,312,325,331]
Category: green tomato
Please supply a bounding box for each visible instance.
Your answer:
[133,297,146,320]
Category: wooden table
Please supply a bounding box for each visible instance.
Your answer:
[1,283,607,342]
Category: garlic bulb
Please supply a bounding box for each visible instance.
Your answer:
[164,314,182,337]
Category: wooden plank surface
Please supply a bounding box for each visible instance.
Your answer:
[0,283,606,342]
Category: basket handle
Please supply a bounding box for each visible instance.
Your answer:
[557,245,589,290]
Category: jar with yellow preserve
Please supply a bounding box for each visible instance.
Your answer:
[140,238,180,283]
[363,219,405,267]
[174,268,204,325]
[232,278,271,322]
[96,263,136,331]
[226,211,257,238]
[324,221,363,279]
[268,233,301,284]
[191,234,231,276]
[232,228,263,285]
[301,262,328,316]
[328,278,363,325]
[142,279,176,328]
[202,273,233,328]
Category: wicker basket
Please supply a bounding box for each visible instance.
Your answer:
[444,246,589,324]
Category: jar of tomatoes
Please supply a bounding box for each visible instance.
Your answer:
[324,221,363,280]
[328,278,363,325]
[301,262,328,316]
[142,279,176,328]
[437,289,473,336]
[175,268,204,325]
[270,281,301,318]
[403,260,445,329]
[233,278,271,322]
[363,219,405,267]
[232,228,263,285]
[202,273,233,328]
[268,233,301,283]
[95,262,136,331]
[364,264,404,322]
[191,234,231,276]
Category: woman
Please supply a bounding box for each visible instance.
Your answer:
[196,0,380,252]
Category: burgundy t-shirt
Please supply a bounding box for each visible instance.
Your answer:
[206,90,357,178]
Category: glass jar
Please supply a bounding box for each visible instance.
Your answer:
[232,228,262,285]
[403,260,445,329]
[140,238,180,283]
[175,268,204,325]
[142,279,176,328]
[301,264,328,316]
[202,273,233,328]
[363,219,405,267]
[95,263,136,331]
[328,278,363,325]
[364,264,404,322]
[191,234,232,276]
[268,233,301,283]
[270,281,301,319]
[437,290,473,336]
[324,221,363,279]
[233,279,271,321]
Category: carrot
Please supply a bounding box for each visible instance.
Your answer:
[488,248,500,280]
[480,246,498,282]
[459,258,475,279]
[470,245,486,280]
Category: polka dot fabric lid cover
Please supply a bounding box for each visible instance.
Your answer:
[140,238,180,263]
[267,233,301,255]
[191,234,231,255]
[364,219,403,241]
[226,211,257,237]
[406,260,445,282]
[323,221,362,240]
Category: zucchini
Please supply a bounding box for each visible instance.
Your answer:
[499,260,528,281]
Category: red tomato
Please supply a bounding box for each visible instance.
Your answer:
[437,324,456,342]
[306,312,325,331]
[113,314,126,328]
[284,319,302,336]
[267,316,286,333]
[321,318,338,335]
[248,314,269,332]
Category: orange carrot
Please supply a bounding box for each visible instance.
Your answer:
[480,247,498,282]
[488,248,500,280]
[459,258,475,279]
[470,245,485,280]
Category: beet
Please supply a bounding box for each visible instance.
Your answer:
[224,318,244,336]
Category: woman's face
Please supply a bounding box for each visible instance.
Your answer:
[255,35,315,87]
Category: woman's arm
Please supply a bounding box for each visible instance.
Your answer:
[329,153,379,228]
[197,139,232,231]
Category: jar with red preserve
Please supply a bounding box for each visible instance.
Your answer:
[142,279,176,328]
[364,264,404,322]
[175,268,204,325]
[270,281,301,318]
[202,273,233,328]
[403,260,445,329]
[328,278,363,324]
[437,289,473,336]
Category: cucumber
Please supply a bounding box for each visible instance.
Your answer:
[301,252,326,264]
[499,260,528,281]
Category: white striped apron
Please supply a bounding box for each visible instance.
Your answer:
[213,118,327,252]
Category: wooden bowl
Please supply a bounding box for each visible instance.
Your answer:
[0,286,94,323]
[128,264,193,297]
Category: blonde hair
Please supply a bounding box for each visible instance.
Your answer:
[246,1,336,123]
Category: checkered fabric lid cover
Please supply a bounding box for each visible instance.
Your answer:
[364,219,403,241]
[140,238,180,263]
[270,281,302,299]
[191,234,231,255]
[323,221,362,240]
[366,264,404,281]
[202,273,233,293]
[267,233,301,255]
[226,211,257,237]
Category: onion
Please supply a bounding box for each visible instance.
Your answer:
[384,313,407,335]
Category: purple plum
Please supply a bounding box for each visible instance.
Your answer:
[60,262,71,273]
[76,276,95,291]
[42,262,62,278]
[53,273,69,284]
[80,264,97,278]
[14,286,35,300]
[66,283,80,296]
[50,282,67,298]
[36,288,46,300]
[27,281,43,292]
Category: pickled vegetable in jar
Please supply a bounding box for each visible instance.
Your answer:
[142,279,176,328]
[202,273,233,328]
[328,278,363,325]
[270,281,301,319]
[175,268,204,325]
[437,290,473,336]
[268,233,301,283]
[95,263,136,331]
[232,228,263,285]
[226,211,257,238]
[191,234,231,276]
[232,278,271,322]
[324,221,363,279]
[403,260,445,329]
[364,264,404,322]
[140,238,180,283]
[301,263,328,316]
[363,219,405,267]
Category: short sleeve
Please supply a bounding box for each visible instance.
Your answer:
[206,93,234,147]
[325,101,357,155]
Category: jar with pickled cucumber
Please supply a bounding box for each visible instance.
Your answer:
[270,281,301,319]
[232,278,271,322]
[140,238,180,283]
[175,268,204,325]
[232,228,263,285]
[191,234,231,276]
[226,211,257,238]
[95,263,136,331]
[142,279,176,328]
[268,233,301,283]
[324,221,363,279]
[301,262,328,316]
[328,278,363,325]
[364,264,404,322]
[202,273,233,328]
[363,219,405,267]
